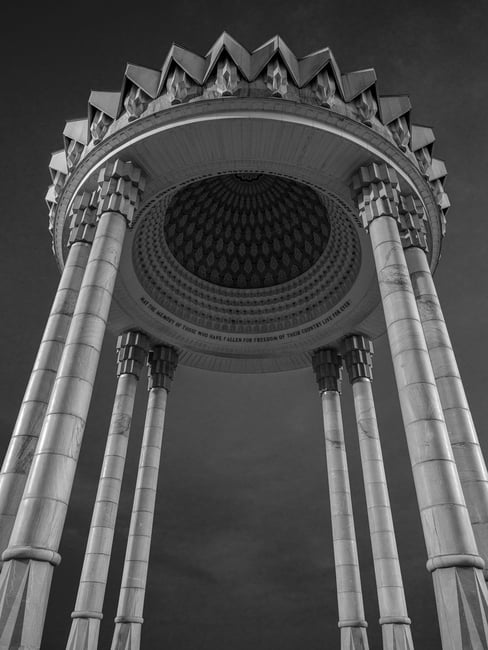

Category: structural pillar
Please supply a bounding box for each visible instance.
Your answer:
[0,160,145,650]
[66,331,149,650]
[343,334,413,650]
[352,162,488,649]
[111,344,178,650]
[312,348,369,650]
[0,190,97,564]
[399,199,488,576]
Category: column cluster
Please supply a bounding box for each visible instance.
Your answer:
[0,160,147,650]
[111,344,178,650]
[312,348,370,650]
[350,161,488,649]
[66,331,150,650]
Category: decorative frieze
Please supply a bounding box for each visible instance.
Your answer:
[166,67,193,104]
[63,118,88,170]
[123,84,151,121]
[215,57,239,96]
[116,331,149,378]
[343,335,373,382]
[266,59,288,97]
[313,69,336,107]
[389,116,410,151]
[414,146,432,178]
[65,139,85,171]
[49,150,68,200]
[147,344,178,391]
[90,109,113,144]
[356,88,378,125]
[312,348,342,393]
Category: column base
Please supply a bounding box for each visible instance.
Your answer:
[0,558,53,650]
[340,626,369,650]
[66,616,101,650]
[432,565,488,649]
[111,622,141,650]
[381,623,414,650]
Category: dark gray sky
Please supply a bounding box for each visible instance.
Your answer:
[1,1,488,648]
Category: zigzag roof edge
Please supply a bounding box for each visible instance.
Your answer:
[124,63,161,98]
[341,68,377,101]
[63,118,88,145]
[411,124,436,151]
[203,32,252,82]
[88,91,120,119]
[159,44,206,93]
[378,95,411,125]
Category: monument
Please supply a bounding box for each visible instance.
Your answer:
[0,33,486,650]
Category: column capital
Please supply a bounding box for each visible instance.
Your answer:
[97,160,146,226]
[68,190,98,245]
[116,331,150,379]
[351,162,400,229]
[351,161,400,194]
[147,344,178,391]
[343,335,374,382]
[398,193,429,251]
[312,348,342,393]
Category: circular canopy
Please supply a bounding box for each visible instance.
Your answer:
[47,35,448,372]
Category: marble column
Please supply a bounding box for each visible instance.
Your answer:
[111,344,178,650]
[0,190,97,564]
[312,348,369,650]
[0,160,145,650]
[399,202,488,576]
[66,331,149,650]
[352,162,488,650]
[343,334,413,650]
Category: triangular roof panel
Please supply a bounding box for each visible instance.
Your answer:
[45,184,56,206]
[341,69,377,101]
[378,95,411,125]
[298,48,343,93]
[88,91,120,119]
[204,32,252,81]
[250,36,300,84]
[159,44,206,93]
[429,158,447,182]
[411,125,436,152]
[63,118,88,145]
[49,150,68,175]
[125,63,161,98]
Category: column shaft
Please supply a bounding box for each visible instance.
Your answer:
[316,360,369,650]
[66,366,139,650]
[406,245,488,571]
[0,210,128,650]
[351,377,413,650]
[111,386,168,650]
[369,214,479,562]
[0,241,90,561]
[367,210,488,648]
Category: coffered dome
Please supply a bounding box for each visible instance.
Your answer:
[163,173,330,289]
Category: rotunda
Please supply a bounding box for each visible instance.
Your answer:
[0,33,485,650]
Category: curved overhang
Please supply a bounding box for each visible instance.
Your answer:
[50,98,443,372]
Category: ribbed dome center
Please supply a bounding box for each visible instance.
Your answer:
[163,173,331,289]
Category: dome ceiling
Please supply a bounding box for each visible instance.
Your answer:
[163,173,331,289]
